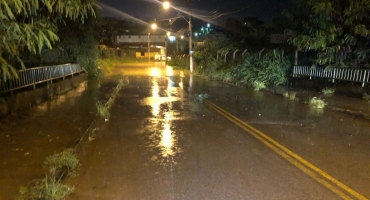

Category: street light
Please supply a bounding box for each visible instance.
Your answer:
[166,32,171,65]
[163,1,193,73]
[148,23,157,63]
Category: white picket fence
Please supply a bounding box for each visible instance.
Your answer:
[292,66,370,87]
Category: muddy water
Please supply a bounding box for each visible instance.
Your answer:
[0,79,118,199]
[69,65,342,199]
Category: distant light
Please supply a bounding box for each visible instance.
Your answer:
[181,35,184,39]
[201,28,204,31]
[207,23,210,27]
[195,32,198,36]
[169,36,176,42]
[166,66,173,76]
[151,23,157,30]
[167,32,171,37]
[150,68,161,76]
[163,1,170,9]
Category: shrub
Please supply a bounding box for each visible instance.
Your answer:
[322,87,335,95]
[43,149,80,178]
[168,56,189,70]
[16,149,79,200]
[232,49,290,88]
[96,101,110,119]
[309,97,327,108]
[283,91,298,101]
[252,81,266,91]
[363,93,370,102]
[16,176,74,200]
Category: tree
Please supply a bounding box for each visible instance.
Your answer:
[285,0,370,68]
[0,0,98,80]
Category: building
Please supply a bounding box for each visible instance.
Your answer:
[116,34,166,58]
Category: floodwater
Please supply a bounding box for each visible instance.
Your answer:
[68,63,370,199]
[0,79,118,199]
[1,62,370,199]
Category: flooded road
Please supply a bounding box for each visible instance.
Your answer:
[0,79,119,199]
[69,63,370,199]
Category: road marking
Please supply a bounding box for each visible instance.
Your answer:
[203,99,367,200]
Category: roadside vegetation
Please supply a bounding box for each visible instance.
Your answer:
[0,0,99,81]
[283,92,298,101]
[308,97,327,109]
[183,38,291,91]
[321,87,335,95]
[15,149,79,200]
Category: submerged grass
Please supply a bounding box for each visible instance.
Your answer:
[283,91,298,101]
[309,97,327,108]
[321,87,335,95]
[16,149,79,200]
[96,101,110,119]
[252,81,266,91]
[43,148,80,178]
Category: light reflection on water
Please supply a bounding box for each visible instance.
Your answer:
[144,67,184,158]
[35,81,87,114]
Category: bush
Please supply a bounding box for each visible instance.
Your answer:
[43,149,80,178]
[283,91,298,101]
[309,97,327,108]
[321,87,335,95]
[16,149,80,200]
[232,49,290,88]
[16,177,74,200]
[252,81,266,91]
[168,56,189,70]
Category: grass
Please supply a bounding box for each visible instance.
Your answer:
[43,148,80,178]
[363,93,370,102]
[16,149,79,200]
[283,91,298,101]
[309,97,327,108]
[321,87,335,95]
[16,177,74,200]
[96,101,110,119]
[252,81,266,91]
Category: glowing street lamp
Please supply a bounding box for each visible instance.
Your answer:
[163,1,170,10]
[166,32,171,65]
[148,22,157,62]
[163,1,194,73]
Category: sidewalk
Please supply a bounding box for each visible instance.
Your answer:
[265,86,370,120]
[0,79,118,200]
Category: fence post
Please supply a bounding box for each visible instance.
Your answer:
[233,50,239,61]
[362,70,367,87]
[224,51,229,63]
[70,64,74,77]
[242,49,248,58]
[258,48,265,59]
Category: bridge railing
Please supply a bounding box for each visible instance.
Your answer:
[0,63,85,94]
[292,66,370,87]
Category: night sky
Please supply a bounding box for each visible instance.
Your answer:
[98,0,292,24]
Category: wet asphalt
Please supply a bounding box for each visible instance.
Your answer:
[67,63,370,199]
[1,62,369,199]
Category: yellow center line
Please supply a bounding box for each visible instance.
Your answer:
[203,99,367,200]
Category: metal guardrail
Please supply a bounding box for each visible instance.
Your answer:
[293,66,370,87]
[0,63,85,94]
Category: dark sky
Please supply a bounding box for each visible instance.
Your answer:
[98,0,292,24]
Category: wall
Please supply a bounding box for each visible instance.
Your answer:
[0,74,87,117]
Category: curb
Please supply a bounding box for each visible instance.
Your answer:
[74,78,124,155]
[263,87,370,121]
